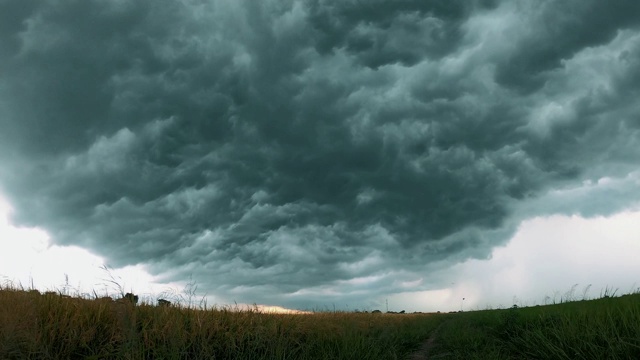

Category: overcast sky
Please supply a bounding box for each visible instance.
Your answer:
[1,0,639,313]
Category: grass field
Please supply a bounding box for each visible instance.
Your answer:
[430,291,640,359]
[0,282,638,359]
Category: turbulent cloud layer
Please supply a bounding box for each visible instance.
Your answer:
[1,0,639,309]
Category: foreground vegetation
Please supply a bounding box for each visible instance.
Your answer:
[0,284,443,360]
[1,282,638,359]
[430,291,640,359]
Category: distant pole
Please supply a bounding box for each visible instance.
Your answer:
[461,297,465,312]
[386,298,388,313]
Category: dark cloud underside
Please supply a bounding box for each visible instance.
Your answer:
[1,0,639,309]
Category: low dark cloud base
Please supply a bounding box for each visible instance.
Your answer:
[1,0,640,309]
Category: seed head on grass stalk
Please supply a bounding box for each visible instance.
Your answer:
[99,264,126,298]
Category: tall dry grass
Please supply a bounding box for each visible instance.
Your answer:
[0,283,443,359]
[5,278,637,359]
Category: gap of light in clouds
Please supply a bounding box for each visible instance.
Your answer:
[0,194,182,300]
[0,193,318,312]
[386,209,640,313]
[2,192,639,313]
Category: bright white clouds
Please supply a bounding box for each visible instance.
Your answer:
[386,209,640,312]
[0,194,183,300]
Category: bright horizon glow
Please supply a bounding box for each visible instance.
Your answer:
[0,194,186,301]
[2,193,638,313]
[0,193,315,313]
[383,210,640,313]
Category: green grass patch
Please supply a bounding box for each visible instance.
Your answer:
[432,293,640,359]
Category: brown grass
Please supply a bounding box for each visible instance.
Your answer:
[0,285,444,359]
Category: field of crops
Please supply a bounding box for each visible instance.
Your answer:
[1,283,638,359]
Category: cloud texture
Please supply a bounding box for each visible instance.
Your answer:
[1,0,639,309]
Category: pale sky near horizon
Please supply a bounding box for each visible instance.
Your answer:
[1,0,640,313]
[2,193,639,312]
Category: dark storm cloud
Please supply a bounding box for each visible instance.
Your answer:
[1,0,640,309]
[494,0,640,92]
[307,0,499,67]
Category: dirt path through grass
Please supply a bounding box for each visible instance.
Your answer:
[406,320,450,360]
